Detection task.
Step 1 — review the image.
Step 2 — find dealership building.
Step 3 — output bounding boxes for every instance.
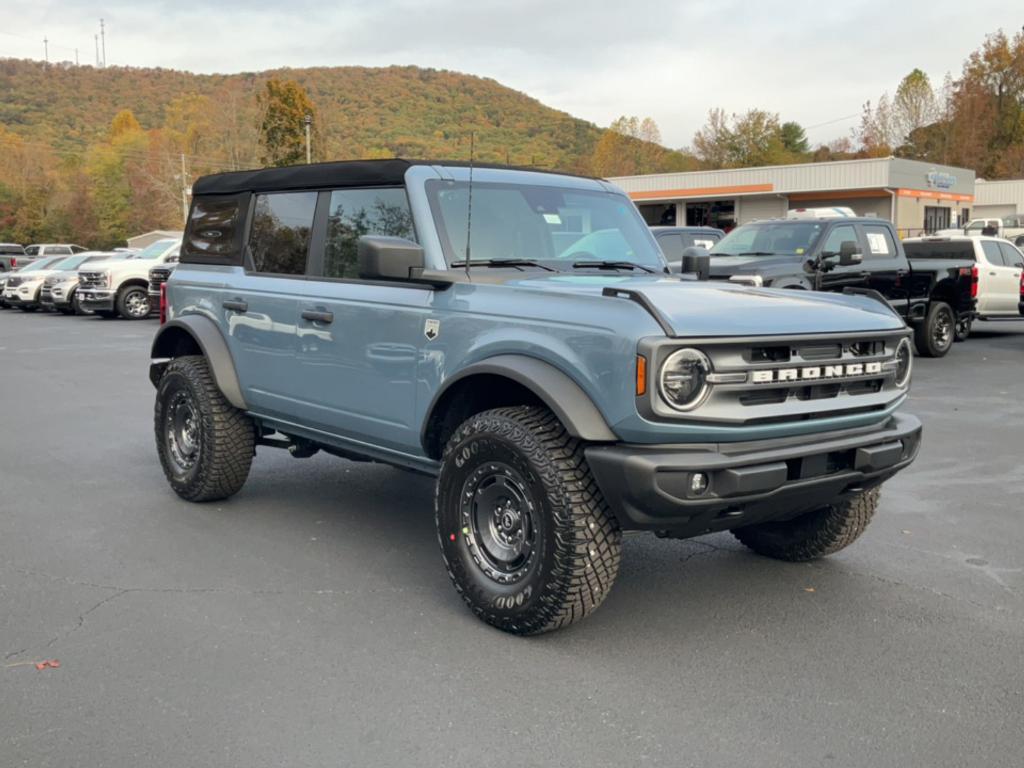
[974,178,1024,220]
[610,157,980,237]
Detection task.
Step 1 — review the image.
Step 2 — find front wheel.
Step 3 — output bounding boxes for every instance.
[116,285,151,319]
[154,355,255,502]
[954,312,972,342]
[914,300,954,358]
[732,488,880,561]
[436,406,621,635]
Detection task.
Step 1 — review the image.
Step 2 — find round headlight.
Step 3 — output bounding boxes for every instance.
[894,337,912,388]
[659,348,711,411]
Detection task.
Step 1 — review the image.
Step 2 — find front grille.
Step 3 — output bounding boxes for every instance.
[79,271,107,289]
[40,286,52,301]
[43,275,61,288]
[647,330,907,426]
[148,267,172,293]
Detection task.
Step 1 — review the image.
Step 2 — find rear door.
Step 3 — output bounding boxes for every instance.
[998,242,1024,313]
[291,186,430,454]
[860,223,909,315]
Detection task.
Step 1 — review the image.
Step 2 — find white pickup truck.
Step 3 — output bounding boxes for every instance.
[965,216,1024,246]
[78,238,181,319]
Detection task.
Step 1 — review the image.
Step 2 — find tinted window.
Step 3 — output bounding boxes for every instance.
[863,225,897,259]
[0,245,24,255]
[656,233,684,261]
[48,246,72,255]
[981,240,1004,266]
[903,241,975,261]
[821,225,859,256]
[322,188,415,279]
[249,192,317,275]
[185,194,246,263]
[712,222,823,256]
[24,246,39,256]
[998,242,1024,268]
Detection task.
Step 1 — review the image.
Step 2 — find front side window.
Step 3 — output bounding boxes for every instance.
[656,233,684,261]
[426,181,663,268]
[821,225,859,257]
[998,242,1024,268]
[711,222,824,257]
[249,192,317,275]
[323,188,415,279]
[25,246,39,256]
[863,225,897,259]
[980,240,1004,266]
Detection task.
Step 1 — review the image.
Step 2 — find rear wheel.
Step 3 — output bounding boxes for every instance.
[116,285,151,319]
[436,405,621,635]
[154,355,255,502]
[732,488,880,561]
[954,312,972,342]
[914,301,954,357]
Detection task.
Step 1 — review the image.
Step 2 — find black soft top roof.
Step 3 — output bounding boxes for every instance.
[192,158,591,196]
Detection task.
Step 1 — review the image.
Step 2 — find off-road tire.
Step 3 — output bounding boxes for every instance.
[154,355,254,502]
[436,405,621,635]
[732,487,880,561]
[914,300,954,358]
[116,284,151,320]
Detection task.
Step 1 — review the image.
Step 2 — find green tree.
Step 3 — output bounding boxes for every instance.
[892,69,939,145]
[693,109,801,168]
[779,121,809,154]
[257,79,317,167]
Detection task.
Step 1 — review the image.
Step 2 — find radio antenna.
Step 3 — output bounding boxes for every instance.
[464,130,475,282]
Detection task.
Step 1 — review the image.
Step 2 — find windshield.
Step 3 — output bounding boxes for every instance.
[20,256,65,272]
[711,221,824,257]
[135,239,178,260]
[426,181,665,269]
[48,254,95,271]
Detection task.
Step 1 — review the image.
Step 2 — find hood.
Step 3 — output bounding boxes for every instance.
[504,274,902,337]
[709,254,808,277]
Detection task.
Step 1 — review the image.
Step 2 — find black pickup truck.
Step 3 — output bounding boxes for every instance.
[707,216,975,358]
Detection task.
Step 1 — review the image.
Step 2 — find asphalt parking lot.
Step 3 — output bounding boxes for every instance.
[2,309,1022,768]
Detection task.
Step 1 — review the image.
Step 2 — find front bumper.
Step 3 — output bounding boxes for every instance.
[585,413,922,535]
[4,286,41,308]
[78,289,115,312]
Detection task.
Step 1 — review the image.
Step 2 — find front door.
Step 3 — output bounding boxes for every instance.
[978,240,1015,314]
[291,187,428,454]
[996,242,1024,314]
[818,223,870,293]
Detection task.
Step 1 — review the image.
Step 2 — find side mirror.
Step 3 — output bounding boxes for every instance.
[838,240,862,266]
[679,246,710,281]
[358,236,426,282]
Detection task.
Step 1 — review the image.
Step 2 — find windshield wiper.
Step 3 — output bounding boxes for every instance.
[571,260,657,274]
[450,258,557,272]
[738,251,778,256]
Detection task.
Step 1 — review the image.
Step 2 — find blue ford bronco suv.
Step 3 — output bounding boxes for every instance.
[150,159,921,634]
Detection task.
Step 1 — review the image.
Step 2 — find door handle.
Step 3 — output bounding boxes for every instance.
[989,271,997,276]
[301,309,334,324]
[222,299,248,312]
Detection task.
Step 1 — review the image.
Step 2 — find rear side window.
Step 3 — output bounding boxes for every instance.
[322,187,415,279]
[980,240,1004,266]
[998,242,1024,268]
[249,192,317,276]
[863,225,897,258]
[656,233,684,261]
[903,241,976,261]
[183,193,248,265]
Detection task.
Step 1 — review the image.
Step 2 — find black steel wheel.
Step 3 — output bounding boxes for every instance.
[436,405,621,635]
[154,355,254,501]
[954,313,972,342]
[914,301,954,358]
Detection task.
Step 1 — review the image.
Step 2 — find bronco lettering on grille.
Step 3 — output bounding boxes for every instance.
[751,361,883,384]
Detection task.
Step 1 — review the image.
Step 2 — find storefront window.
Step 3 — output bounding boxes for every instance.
[637,203,676,226]
[686,201,736,231]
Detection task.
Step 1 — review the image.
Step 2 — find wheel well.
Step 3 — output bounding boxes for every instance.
[118,279,149,293]
[423,374,544,460]
[152,326,203,359]
[929,280,960,312]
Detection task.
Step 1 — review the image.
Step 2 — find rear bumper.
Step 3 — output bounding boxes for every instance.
[78,289,115,312]
[585,413,922,536]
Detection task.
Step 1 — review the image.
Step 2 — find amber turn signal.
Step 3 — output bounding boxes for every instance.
[636,355,647,396]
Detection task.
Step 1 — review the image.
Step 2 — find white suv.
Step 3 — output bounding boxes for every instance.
[78,238,181,319]
[904,236,1024,330]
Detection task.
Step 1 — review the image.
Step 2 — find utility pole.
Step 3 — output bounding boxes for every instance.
[94,34,100,66]
[100,18,106,66]
[304,114,312,164]
[43,37,48,64]
[75,48,79,66]
[180,153,191,224]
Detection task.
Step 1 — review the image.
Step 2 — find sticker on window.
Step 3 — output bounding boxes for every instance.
[693,239,715,249]
[866,232,891,255]
[543,213,562,225]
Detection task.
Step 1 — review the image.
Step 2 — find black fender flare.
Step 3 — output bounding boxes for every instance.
[150,316,247,410]
[422,355,618,449]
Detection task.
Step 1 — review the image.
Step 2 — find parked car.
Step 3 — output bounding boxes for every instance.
[149,159,921,635]
[147,262,176,309]
[1,256,72,310]
[650,226,725,268]
[903,236,1024,336]
[0,243,27,272]
[78,238,180,319]
[707,215,975,357]
[39,251,133,315]
[965,216,1024,246]
[25,243,88,259]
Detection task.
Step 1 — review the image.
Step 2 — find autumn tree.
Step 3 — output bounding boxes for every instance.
[692,109,808,168]
[258,79,318,167]
[589,116,696,176]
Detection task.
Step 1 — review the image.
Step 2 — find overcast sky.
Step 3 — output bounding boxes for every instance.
[1,0,1020,148]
